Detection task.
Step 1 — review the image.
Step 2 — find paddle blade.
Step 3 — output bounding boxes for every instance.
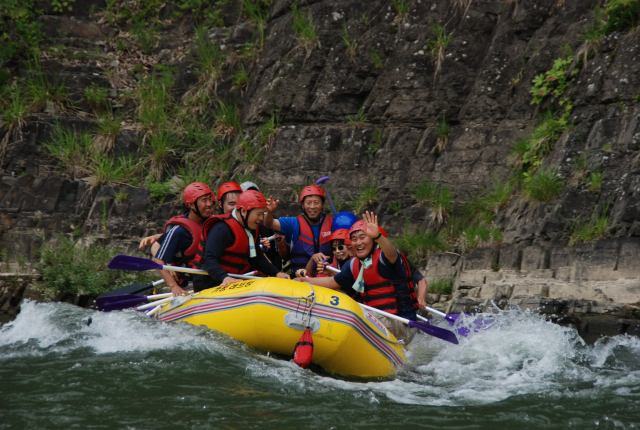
[108,255,162,272]
[409,320,459,345]
[97,282,154,298]
[96,295,148,312]
[293,328,314,369]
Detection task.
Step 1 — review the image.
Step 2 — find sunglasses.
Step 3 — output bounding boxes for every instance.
[275,237,283,242]
[332,245,347,251]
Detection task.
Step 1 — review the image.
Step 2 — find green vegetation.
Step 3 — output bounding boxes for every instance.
[523,167,564,202]
[44,124,93,179]
[521,103,572,176]
[393,224,448,265]
[347,105,368,128]
[366,130,382,155]
[570,152,589,185]
[138,70,174,134]
[232,66,250,92]
[213,100,242,136]
[350,181,382,215]
[114,189,129,203]
[84,85,110,111]
[193,25,225,95]
[392,0,412,25]
[132,21,159,55]
[462,178,513,223]
[603,0,640,33]
[431,116,450,155]
[0,83,29,156]
[38,236,153,299]
[577,16,606,68]
[0,0,43,67]
[291,4,320,60]
[93,112,121,152]
[530,56,577,105]
[369,47,383,68]
[412,180,453,228]
[242,0,273,48]
[24,58,69,112]
[570,203,611,244]
[588,168,604,193]
[428,277,454,294]
[256,109,280,148]
[340,21,358,59]
[426,23,452,80]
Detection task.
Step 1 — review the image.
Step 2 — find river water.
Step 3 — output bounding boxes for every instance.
[1,300,639,429]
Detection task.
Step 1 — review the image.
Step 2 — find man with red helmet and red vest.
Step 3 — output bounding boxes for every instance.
[216,182,243,214]
[264,185,333,275]
[152,182,214,296]
[192,190,290,291]
[140,182,243,249]
[294,211,419,344]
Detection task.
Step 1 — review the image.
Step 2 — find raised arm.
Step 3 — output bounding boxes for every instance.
[264,195,281,231]
[362,211,398,264]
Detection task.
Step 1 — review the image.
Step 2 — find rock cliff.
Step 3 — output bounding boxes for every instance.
[1,0,640,339]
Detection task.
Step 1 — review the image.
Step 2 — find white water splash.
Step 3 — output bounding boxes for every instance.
[3,300,640,408]
[0,300,242,360]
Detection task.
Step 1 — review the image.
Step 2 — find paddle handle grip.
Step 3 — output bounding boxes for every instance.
[161,264,207,275]
[359,303,411,325]
[324,265,340,274]
[416,314,430,324]
[137,297,172,311]
[424,305,447,318]
[151,279,166,287]
[229,273,260,280]
[147,292,172,300]
[146,305,162,316]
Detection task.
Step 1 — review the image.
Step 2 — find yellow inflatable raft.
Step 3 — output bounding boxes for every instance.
[156,277,405,378]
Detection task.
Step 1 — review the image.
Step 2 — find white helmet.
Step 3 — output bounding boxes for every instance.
[240,181,260,192]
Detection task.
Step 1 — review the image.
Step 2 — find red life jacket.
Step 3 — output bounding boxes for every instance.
[191,213,255,274]
[290,215,333,271]
[350,248,419,315]
[162,215,202,258]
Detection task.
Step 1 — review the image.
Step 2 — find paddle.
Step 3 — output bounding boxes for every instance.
[97,279,166,298]
[315,176,337,216]
[359,303,459,345]
[96,292,173,312]
[108,255,259,280]
[416,313,470,337]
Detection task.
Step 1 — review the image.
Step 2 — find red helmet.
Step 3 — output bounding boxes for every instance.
[217,182,242,202]
[349,221,385,238]
[236,190,267,211]
[329,229,350,242]
[183,182,213,205]
[299,185,325,204]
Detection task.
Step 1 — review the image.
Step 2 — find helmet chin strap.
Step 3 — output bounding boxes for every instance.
[301,205,322,223]
[191,201,205,220]
[240,208,251,229]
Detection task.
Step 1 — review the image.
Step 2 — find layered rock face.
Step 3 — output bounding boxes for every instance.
[1,0,640,338]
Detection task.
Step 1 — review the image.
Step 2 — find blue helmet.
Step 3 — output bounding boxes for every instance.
[332,211,358,232]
